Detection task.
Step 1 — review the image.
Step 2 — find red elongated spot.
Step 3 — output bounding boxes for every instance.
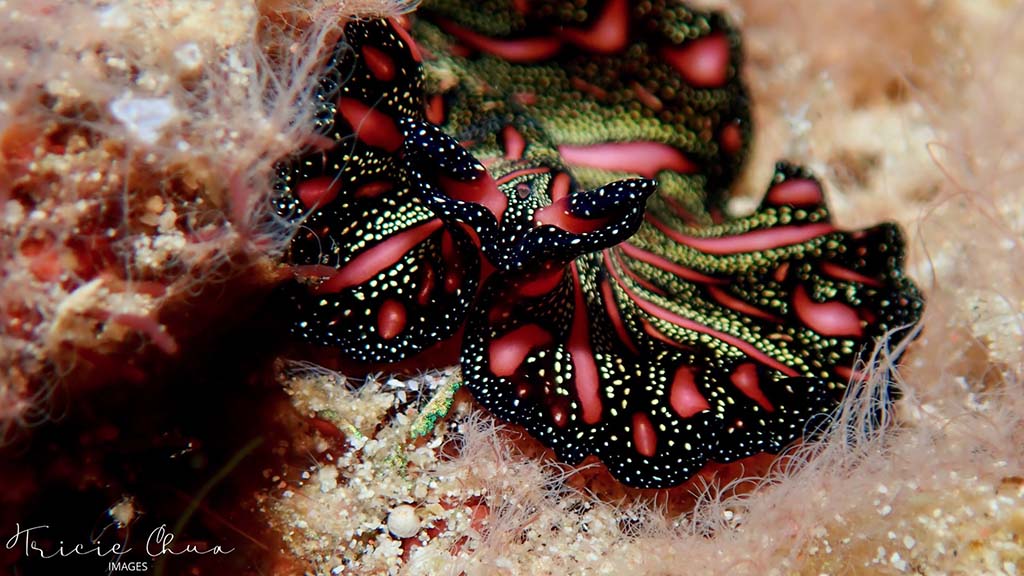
[361,45,395,81]
[488,300,514,324]
[859,306,877,325]
[632,412,658,457]
[388,17,422,61]
[425,94,445,124]
[730,363,775,412]
[489,324,553,377]
[599,276,640,355]
[720,121,743,155]
[835,365,868,382]
[765,178,824,207]
[606,262,799,376]
[793,285,864,337]
[439,173,508,222]
[561,0,629,54]
[378,300,407,340]
[534,198,611,234]
[496,166,550,185]
[642,318,691,349]
[296,176,341,209]
[440,230,464,293]
[570,76,609,100]
[315,219,442,293]
[338,98,403,152]
[632,82,663,111]
[706,286,782,322]
[301,132,336,152]
[437,18,561,62]
[512,0,530,14]
[660,195,700,224]
[619,243,722,284]
[551,401,570,429]
[354,180,393,200]
[610,248,667,296]
[569,264,603,425]
[501,125,526,160]
[820,262,883,287]
[670,366,709,418]
[417,265,435,306]
[773,262,790,283]
[512,92,538,105]
[549,172,571,202]
[661,33,731,88]
[647,215,836,255]
[517,268,564,297]
[559,142,698,179]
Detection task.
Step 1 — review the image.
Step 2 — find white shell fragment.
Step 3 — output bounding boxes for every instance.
[387,504,420,539]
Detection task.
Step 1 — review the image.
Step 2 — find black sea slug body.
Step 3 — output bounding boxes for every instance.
[273,1,924,488]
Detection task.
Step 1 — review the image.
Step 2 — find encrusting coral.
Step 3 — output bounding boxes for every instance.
[2,0,1023,575]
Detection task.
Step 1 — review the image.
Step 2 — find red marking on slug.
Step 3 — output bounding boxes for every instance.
[570,77,609,100]
[559,142,698,179]
[835,365,868,382]
[659,195,700,225]
[730,363,774,412]
[378,300,407,340]
[297,176,341,209]
[495,166,551,185]
[632,412,658,457]
[425,94,446,124]
[642,318,688,349]
[315,219,443,293]
[820,262,883,287]
[417,265,435,306]
[489,324,553,377]
[440,230,464,293]
[647,215,836,255]
[706,286,782,322]
[670,366,710,418]
[610,249,667,296]
[501,125,526,160]
[661,33,731,88]
[561,0,629,54]
[437,18,560,62]
[720,121,743,155]
[512,0,530,14]
[549,172,571,202]
[388,17,422,61]
[793,285,864,337]
[632,82,664,111]
[354,180,393,200]
[599,277,640,355]
[773,262,790,283]
[765,179,824,207]
[512,92,538,105]
[551,401,570,428]
[534,198,611,234]
[607,261,798,376]
[361,45,395,81]
[439,172,508,222]
[619,243,722,284]
[338,98,403,152]
[569,264,603,424]
[517,268,564,297]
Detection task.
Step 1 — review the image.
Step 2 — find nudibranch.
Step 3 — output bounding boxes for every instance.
[273,1,923,489]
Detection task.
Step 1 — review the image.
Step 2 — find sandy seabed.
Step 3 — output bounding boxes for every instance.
[1,1,1022,574]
